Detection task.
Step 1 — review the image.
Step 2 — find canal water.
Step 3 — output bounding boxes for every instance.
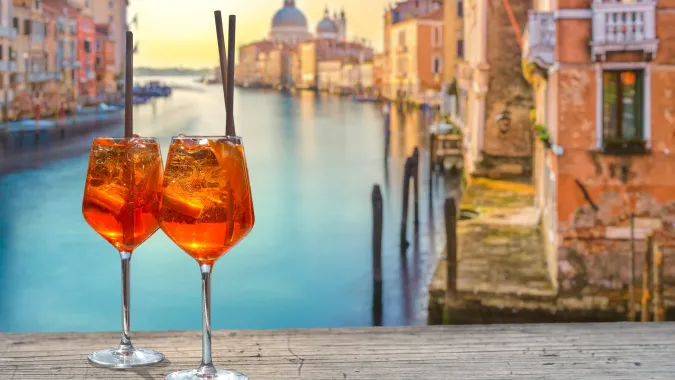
[0,76,446,333]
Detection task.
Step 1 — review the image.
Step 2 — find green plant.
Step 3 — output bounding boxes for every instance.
[446,80,458,96]
[532,123,551,147]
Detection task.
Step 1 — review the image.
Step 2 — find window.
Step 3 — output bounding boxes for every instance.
[109,15,113,23]
[35,0,41,9]
[432,55,442,74]
[85,0,90,7]
[108,0,114,8]
[457,0,463,18]
[84,40,91,53]
[96,56,101,66]
[432,26,442,47]
[9,47,15,61]
[0,46,4,61]
[23,19,31,35]
[13,17,19,32]
[602,70,645,149]
[457,39,464,58]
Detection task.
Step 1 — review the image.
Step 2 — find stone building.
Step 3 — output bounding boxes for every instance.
[382,0,441,99]
[457,0,533,177]
[442,0,464,85]
[525,0,675,301]
[389,8,444,103]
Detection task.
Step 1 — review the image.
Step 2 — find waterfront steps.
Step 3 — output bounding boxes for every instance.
[1,323,674,379]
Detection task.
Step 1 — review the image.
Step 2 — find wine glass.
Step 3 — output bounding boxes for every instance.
[82,136,165,368]
[160,135,255,380]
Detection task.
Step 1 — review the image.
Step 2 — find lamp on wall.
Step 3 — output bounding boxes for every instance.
[496,109,511,134]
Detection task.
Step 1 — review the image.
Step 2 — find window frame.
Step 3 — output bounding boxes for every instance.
[431,54,443,75]
[432,25,442,48]
[595,62,651,153]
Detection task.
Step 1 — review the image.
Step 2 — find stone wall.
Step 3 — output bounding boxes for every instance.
[480,0,533,173]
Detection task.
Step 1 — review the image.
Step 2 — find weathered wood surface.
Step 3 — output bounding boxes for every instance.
[2,323,675,379]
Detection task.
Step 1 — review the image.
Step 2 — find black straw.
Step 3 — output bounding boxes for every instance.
[214,11,228,121]
[124,31,133,138]
[226,15,236,137]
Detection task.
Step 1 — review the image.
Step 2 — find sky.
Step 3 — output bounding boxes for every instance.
[128,0,392,68]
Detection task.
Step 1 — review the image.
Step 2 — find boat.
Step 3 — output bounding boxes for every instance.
[353,94,379,103]
[133,81,172,98]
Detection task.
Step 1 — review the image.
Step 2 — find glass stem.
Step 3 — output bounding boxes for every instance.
[197,264,217,376]
[119,251,134,352]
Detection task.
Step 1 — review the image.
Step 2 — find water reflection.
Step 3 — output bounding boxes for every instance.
[0,79,446,331]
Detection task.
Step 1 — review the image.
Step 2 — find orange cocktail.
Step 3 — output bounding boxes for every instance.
[83,137,163,252]
[82,136,165,369]
[160,136,254,265]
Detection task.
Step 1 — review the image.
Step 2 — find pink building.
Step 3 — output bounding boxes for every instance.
[77,13,96,102]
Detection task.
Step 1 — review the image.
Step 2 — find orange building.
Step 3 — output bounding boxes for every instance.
[95,23,115,97]
[525,0,675,298]
[382,0,441,100]
[43,0,80,113]
[388,8,444,103]
[76,7,96,103]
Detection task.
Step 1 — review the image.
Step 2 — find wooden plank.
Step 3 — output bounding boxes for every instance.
[2,324,675,379]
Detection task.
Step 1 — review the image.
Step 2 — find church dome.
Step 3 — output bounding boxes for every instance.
[317,17,338,35]
[271,2,308,29]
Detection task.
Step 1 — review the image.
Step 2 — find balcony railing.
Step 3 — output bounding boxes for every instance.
[591,0,658,61]
[522,11,555,68]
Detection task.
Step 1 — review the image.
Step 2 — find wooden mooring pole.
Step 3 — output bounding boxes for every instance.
[400,156,413,251]
[371,184,383,326]
[429,134,435,206]
[641,235,653,322]
[653,243,664,322]
[628,214,636,321]
[412,147,419,229]
[444,197,457,323]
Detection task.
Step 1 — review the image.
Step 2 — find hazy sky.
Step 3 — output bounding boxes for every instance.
[128,0,392,68]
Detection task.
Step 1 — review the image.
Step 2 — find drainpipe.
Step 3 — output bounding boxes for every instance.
[503,0,523,51]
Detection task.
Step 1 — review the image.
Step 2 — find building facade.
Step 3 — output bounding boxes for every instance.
[76,9,96,102]
[382,0,441,100]
[457,0,533,177]
[388,8,444,103]
[92,0,126,75]
[442,0,464,85]
[525,0,675,299]
[0,0,18,119]
[95,23,115,95]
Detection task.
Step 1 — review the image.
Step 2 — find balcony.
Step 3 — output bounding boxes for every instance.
[0,26,17,39]
[591,0,658,61]
[522,11,555,68]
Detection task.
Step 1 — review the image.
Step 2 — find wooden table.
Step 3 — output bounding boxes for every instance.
[1,323,674,379]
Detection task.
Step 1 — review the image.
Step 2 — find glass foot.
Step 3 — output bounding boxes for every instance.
[88,347,165,369]
[166,369,248,380]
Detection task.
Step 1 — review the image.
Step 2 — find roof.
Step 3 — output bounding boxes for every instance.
[418,8,443,21]
[42,0,79,17]
[271,3,308,30]
[316,17,339,35]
